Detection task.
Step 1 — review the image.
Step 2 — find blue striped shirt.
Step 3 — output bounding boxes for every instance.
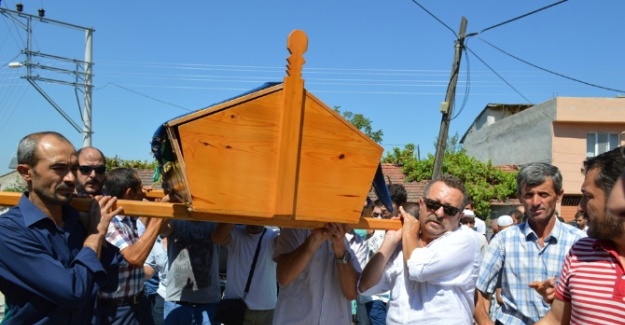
[476,220,585,325]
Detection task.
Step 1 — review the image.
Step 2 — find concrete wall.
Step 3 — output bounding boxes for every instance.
[463,99,556,166]
[552,122,625,195]
[0,170,25,192]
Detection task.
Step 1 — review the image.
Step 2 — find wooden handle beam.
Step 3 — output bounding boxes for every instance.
[0,191,400,230]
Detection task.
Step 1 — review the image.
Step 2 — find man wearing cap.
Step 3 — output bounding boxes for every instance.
[460,209,487,257]
[474,163,585,325]
[496,215,514,231]
[359,175,482,324]
[537,146,625,324]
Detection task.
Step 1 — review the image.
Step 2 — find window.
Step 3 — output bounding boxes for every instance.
[586,132,620,157]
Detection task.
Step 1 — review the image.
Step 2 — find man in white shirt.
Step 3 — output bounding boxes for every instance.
[212,224,280,325]
[359,175,482,324]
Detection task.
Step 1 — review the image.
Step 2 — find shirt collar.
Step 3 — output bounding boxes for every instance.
[521,218,565,243]
[19,192,80,231]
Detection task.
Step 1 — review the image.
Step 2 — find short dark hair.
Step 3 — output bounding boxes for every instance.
[403,203,419,218]
[517,163,563,197]
[103,168,141,199]
[423,175,467,208]
[582,146,625,199]
[509,209,525,223]
[388,184,408,207]
[17,131,71,167]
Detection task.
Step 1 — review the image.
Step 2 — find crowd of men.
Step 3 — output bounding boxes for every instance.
[1,130,625,324]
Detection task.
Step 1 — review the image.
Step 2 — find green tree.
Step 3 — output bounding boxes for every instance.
[334,106,383,143]
[105,156,157,170]
[383,144,517,218]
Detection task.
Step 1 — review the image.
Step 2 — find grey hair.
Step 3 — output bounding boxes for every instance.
[516,162,562,197]
[17,131,69,167]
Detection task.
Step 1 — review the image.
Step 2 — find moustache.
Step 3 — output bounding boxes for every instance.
[57,183,75,192]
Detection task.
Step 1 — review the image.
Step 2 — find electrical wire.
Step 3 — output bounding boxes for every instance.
[408,0,457,38]
[100,82,193,112]
[473,0,569,36]
[478,37,625,94]
[464,44,532,104]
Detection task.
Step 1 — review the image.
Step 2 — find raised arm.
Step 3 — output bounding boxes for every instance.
[275,228,325,286]
[211,223,236,245]
[359,225,402,293]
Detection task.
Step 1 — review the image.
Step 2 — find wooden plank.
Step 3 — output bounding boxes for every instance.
[0,191,400,230]
[273,30,308,218]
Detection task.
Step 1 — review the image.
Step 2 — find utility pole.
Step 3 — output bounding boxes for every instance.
[1,6,95,147]
[432,17,467,180]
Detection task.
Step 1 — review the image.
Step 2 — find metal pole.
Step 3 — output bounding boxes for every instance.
[432,17,467,180]
[83,29,93,147]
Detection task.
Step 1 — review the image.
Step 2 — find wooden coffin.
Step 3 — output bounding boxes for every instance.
[151,30,384,227]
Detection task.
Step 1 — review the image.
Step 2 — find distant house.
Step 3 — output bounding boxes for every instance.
[461,97,625,222]
[0,170,25,192]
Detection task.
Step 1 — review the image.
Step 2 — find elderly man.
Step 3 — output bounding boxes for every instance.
[359,175,482,324]
[475,163,585,325]
[76,146,107,197]
[0,131,121,324]
[537,146,625,324]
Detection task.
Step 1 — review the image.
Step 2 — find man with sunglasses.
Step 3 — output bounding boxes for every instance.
[359,175,482,324]
[474,163,585,325]
[536,146,625,324]
[76,147,107,197]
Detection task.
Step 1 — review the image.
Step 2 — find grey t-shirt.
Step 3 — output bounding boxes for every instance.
[166,220,221,304]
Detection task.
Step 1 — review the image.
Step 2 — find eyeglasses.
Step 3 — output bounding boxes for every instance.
[78,165,106,175]
[423,198,461,216]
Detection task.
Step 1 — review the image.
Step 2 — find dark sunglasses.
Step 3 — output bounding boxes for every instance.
[423,198,461,216]
[78,165,106,175]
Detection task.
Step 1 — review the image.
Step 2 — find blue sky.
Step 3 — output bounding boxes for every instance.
[1,0,623,177]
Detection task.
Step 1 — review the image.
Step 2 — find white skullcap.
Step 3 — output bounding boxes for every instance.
[462,209,475,218]
[497,215,514,227]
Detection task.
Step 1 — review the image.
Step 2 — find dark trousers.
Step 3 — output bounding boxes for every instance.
[146,293,164,325]
[98,294,155,325]
[365,300,387,325]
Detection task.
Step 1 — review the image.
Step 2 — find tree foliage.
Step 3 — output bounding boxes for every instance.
[334,106,383,143]
[384,133,518,218]
[105,156,157,170]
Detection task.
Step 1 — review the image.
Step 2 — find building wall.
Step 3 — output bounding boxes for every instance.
[463,99,555,166]
[0,171,25,192]
[552,122,625,196]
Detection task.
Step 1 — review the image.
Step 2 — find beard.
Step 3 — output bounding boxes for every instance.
[587,211,624,240]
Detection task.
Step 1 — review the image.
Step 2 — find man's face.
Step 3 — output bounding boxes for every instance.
[125,177,145,201]
[24,136,78,207]
[380,205,391,219]
[77,148,106,196]
[575,216,587,230]
[608,173,625,218]
[578,168,625,239]
[418,181,464,240]
[371,206,383,219]
[519,178,562,225]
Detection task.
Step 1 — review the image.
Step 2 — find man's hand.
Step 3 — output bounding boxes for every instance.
[400,206,420,237]
[529,276,557,304]
[90,196,123,235]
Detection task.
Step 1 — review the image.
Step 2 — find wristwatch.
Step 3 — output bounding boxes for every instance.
[335,251,353,264]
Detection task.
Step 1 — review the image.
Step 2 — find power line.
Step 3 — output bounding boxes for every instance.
[472,0,569,36]
[479,37,625,94]
[408,0,457,37]
[99,82,193,112]
[464,44,532,104]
